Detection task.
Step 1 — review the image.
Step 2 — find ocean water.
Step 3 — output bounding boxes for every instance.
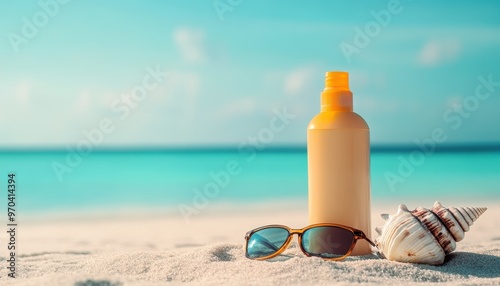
[0,149,499,215]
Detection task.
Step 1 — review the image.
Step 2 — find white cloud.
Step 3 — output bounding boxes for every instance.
[283,65,318,95]
[106,76,205,146]
[153,71,201,113]
[418,39,461,66]
[73,91,91,113]
[14,81,32,105]
[356,96,400,113]
[172,72,201,120]
[99,92,120,109]
[215,97,258,122]
[173,27,206,64]
[385,26,500,44]
[445,95,464,111]
[348,71,387,90]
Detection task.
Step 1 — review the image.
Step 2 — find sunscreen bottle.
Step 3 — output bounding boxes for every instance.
[307,71,371,255]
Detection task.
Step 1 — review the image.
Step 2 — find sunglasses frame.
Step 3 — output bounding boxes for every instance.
[244,223,376,261]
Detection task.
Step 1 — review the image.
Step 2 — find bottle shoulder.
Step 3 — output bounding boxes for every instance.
[307,111,369,130]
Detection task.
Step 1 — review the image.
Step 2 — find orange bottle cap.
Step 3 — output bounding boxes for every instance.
[321,71,353,111]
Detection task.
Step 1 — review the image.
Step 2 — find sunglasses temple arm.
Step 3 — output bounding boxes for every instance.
[359,234,386,259]
[361,235,375,248]
[252,233,280,252]
[357,232,377,248]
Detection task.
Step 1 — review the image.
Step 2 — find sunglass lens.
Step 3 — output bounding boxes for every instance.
[302,226,355,258]
[246,227,289,259]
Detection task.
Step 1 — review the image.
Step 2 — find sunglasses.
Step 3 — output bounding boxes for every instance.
[244,223,376,260]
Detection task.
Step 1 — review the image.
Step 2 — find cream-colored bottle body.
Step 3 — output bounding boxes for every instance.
[307,112,371,255]
[307,72,371,256]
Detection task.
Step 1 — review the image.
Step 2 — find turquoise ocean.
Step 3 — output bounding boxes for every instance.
[1,148,499,216]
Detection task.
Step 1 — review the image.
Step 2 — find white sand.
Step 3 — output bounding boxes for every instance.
[0,200,498,285]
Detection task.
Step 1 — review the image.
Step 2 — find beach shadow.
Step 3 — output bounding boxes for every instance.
[434,252,500,278]
[264,245,382,262]
[74,280,122,286]
[175,243,205,248]
[267,253,382,262]
[209,244,236,262]
[19,251,91,258]
[266,254,298,262]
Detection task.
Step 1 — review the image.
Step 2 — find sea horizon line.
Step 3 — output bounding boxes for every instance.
[0,143,499,154]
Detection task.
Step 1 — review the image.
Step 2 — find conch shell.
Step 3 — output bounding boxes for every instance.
[375,201,487,265]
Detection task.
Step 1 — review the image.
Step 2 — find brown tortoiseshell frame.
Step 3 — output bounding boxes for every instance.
[244,223,376,260]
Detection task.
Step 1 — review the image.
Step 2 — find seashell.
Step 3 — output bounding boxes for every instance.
[374,201,487,265]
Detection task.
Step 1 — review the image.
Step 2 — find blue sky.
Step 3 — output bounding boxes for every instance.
[1,0,500,148]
